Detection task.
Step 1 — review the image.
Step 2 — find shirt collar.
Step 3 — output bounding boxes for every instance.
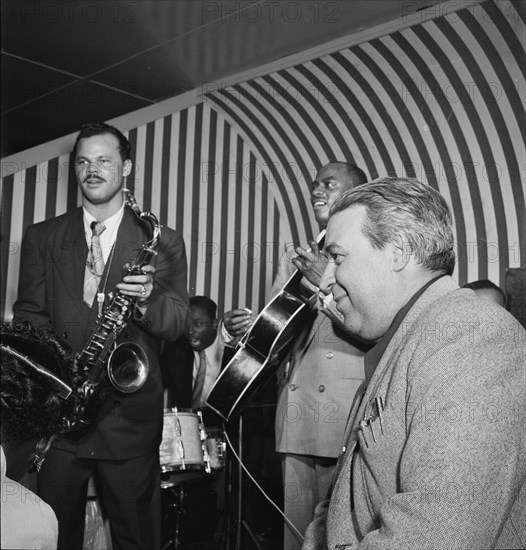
[364,274,446,385]
[83,202,125,243]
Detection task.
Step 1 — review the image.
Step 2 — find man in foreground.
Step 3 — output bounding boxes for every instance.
[303,177,526,549]
[1,322,83,549]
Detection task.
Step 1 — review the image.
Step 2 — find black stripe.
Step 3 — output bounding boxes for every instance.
[460,8,525,264]
[259,173,269,311]
[328,53,397,176]
[143,121,155,213]
[207,93,301,246]
[0,174,14,318]
[296,63,376,175]
[232,82,312,233]
[189,103,204,295]
[502,0,526,74]
[349,45,417,179]
[231,135,244,309]
[272,202,280,285]
[393,29,484,284]
[277,70,334,165]
[160,115,172,226]
[176,110,187,238]
[127,128,138,194]
[434,16,509,282]
[67,152,78,211]
[252,77,318,182]
[22,166,36,235]
[369,35,468,283]
[46,157,59,220]
[203,107,217,299]
[245,153,256,308]
[217,120,231,315]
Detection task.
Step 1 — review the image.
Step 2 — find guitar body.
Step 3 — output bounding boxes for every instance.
[206,267,319,420]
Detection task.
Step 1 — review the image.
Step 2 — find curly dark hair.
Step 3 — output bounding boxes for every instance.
[1,322,85,443]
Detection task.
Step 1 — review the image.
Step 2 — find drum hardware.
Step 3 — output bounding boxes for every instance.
[223,413,263,550]
[159,408,228,548]
[161,485,185,550]
[205,428,227,472]
[160,408,209,485]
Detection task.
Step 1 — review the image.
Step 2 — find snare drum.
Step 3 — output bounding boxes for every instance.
[159,410,206,473]
[205,429,226,472]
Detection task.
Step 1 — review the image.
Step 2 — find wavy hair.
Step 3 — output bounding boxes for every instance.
[331,177,455,275]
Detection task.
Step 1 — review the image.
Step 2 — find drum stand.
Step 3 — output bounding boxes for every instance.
[223,414,263,550]
[162,485,185,550]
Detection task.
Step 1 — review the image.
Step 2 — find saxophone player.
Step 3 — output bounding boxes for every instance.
[13,122,190,550]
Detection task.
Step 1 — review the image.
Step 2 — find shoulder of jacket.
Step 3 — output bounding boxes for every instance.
[26,208,80,233]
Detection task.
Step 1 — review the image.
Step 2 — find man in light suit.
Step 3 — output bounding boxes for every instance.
[303,177,526,549]
[225,162,370,549]
[13,122,190,550]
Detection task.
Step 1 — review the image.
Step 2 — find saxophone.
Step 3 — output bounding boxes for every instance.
[76,189,161,424]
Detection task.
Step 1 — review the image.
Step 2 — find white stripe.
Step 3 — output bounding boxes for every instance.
[167,113,180,230]
[150,118,164,217]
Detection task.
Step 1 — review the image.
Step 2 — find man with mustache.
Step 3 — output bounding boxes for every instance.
[303,177,526,549]
[13,122,190,550]
[224,162,369,549]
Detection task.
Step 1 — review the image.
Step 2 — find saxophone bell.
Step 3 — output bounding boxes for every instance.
[107,342,149,394]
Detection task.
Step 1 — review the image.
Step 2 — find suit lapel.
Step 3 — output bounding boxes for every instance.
[55,209,89,319]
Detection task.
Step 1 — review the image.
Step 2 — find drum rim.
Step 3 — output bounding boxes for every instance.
[161,462,206,473]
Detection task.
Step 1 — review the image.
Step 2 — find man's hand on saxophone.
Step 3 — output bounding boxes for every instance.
[117,263,156,307]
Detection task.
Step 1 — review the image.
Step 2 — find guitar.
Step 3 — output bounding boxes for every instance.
[206,233,325,420]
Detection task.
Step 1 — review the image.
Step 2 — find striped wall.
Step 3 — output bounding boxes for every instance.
[1,0,525,321]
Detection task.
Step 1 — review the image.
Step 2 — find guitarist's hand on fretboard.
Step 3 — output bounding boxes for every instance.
[291,239,329,288]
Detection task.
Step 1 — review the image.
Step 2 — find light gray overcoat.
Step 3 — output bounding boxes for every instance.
[303,276,526,550]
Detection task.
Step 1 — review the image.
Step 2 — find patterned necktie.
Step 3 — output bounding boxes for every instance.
[191,350,208,409]
[83,221,106,307]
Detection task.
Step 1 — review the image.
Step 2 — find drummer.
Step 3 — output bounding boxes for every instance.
[161,295,226,420]
[160,296,228,544]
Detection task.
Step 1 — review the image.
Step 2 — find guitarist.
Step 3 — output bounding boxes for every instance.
[224,162,370,549]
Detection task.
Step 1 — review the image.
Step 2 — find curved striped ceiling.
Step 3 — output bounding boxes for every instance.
[1,0,524,321]
[206,0,525,287]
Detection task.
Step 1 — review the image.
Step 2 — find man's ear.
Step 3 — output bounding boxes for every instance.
[123,159,132,178]
[212,318,219,330]
[391,235,412,273]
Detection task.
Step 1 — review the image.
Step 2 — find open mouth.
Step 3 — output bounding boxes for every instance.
[312,199,327,208]
[85,178,104,184]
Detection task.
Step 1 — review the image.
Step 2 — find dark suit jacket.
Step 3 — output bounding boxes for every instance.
[161,335,235,413]
[13,205,190,460]
[161,337,194,409]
